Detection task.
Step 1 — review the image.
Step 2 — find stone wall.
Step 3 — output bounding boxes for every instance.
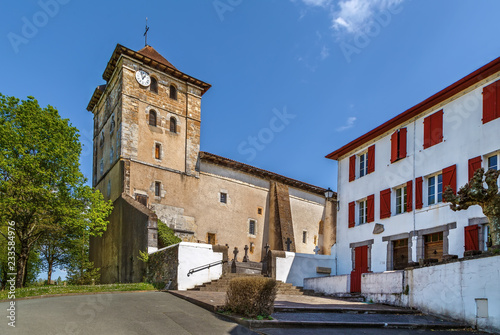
[146,242,225,290]
[146,244,179,289]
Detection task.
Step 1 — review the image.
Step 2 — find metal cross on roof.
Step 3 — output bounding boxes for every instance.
[144,17,150,46]
[284,237,293,252]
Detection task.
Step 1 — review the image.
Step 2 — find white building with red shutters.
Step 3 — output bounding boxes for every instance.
[326,57,500,292]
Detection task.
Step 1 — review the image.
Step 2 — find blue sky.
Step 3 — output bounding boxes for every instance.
[2,0,500,277]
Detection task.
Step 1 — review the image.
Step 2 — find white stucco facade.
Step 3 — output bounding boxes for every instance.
[177,242,223,290]
[275,252,336,287]
[330,62,500,276]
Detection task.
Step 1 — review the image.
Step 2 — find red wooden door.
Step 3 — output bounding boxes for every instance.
[465,225,479,251]
[350,245,369,293]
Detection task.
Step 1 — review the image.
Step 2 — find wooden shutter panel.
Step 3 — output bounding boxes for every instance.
[483,81,497,124]
[423,116,431,149]
[464,225,479,251]
[349,155,356,182]
[415,177,423,209]
[348,201,356,228]
[432,110,444,145]
[442,164,457,195]
[367,145,375,174]
[390,131,398,163]
[367,194,375,223]
[380,189,391,219]
[399,128,407,159]
[468,156,482,181]
[406,180,413,212]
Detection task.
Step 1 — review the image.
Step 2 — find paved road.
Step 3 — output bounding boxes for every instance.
[0,291,257,335]
[259,328,490,335]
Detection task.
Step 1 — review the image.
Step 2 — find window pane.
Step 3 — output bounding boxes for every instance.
[396,188,402,214]
[428,176,435,205]
[359,154,365,177]
[437,174,443,203]
[403,186,407,210]
[488,155,498,171]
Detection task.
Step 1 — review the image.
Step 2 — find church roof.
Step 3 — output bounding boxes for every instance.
[200,151,333,197]
[137,45,177,70]
[87,44,211,112]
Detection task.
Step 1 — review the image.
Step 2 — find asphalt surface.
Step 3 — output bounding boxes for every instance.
[0,291,258,335]
[259,328,490,335]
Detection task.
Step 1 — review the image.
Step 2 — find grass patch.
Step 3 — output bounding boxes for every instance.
[0,283,156,300]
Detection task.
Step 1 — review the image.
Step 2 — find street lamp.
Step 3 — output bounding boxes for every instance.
[324,187,334,199]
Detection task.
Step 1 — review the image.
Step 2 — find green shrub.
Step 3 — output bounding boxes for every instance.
[157,220,181,248]
[225,277,277,318]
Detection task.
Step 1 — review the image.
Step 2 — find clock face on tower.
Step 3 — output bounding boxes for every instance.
[135,70,151,86]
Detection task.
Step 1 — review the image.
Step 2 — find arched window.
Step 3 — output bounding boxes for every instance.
[169,85,177,100]
[150,77,158,94]
[149,110,157,126]
[170,117,177,133]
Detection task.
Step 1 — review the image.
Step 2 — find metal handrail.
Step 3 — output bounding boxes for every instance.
[187,260,227,277]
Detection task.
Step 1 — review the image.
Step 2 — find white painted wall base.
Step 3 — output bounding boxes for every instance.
[305,255,500,333]
[177,242,224,290]
[304,275,350,295]
[276,252,336,287]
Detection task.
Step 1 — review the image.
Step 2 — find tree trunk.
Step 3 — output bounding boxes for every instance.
[489,216,500,248]
[47,260,53,285]
[16,245,29,288]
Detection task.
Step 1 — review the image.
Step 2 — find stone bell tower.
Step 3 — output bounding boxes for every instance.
[87,44,211,283]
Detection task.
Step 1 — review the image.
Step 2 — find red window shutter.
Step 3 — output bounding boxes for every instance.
[399,128,407,159]
[432,110,443,145]
[424,111,443,148]
[406,180,413,212]
[483,81,497,124]
[423,116,431,149]
[348,201,356,228]
[390,131,398,163]
[380,189,391,219]
[349,155,356,182]
[367,145,375,174]
[442,164,457,195]
[468,156,482,181]
[367,194,375,223]
[464,225,479,251]
[415,177,423,209]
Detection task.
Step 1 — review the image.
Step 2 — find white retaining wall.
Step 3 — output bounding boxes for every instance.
[275,252,336,287]
[306,255,500,333]
[177,242,224,290]
[304,274,350,295]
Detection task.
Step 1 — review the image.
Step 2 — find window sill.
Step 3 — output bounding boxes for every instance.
[416,202,449,213]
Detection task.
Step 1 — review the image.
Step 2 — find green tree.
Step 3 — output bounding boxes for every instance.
[0,94,112,287]
[444,168,500,247]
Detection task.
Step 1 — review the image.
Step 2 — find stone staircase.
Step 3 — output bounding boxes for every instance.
[189,273,314,295]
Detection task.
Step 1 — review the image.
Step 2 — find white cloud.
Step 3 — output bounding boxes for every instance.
[297,0,404,35]
[300,0,332,7]
[336,116,356,131]
[333,0,404,33]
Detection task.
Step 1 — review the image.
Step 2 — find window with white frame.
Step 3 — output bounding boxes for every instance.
[427,173,443,205]
[487,154,498,171]
[359,152,368,177]
[395,185,407,215]
[358,199,367,225]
